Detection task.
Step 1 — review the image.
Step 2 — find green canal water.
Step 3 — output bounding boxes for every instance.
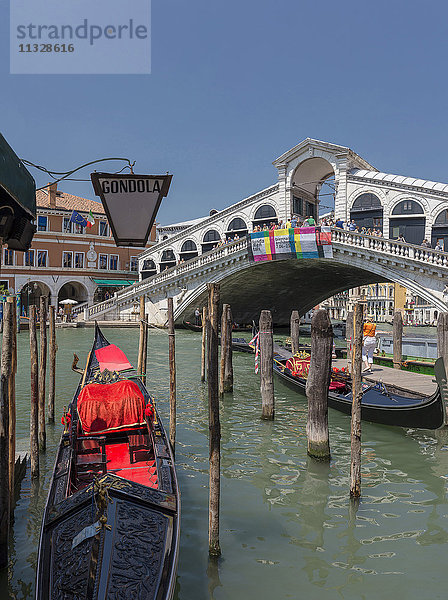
[2,327,448,599]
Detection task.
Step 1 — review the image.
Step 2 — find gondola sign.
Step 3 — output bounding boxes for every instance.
[91,172,172,247]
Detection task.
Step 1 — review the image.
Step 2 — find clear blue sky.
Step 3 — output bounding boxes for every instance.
[2,0,448,225]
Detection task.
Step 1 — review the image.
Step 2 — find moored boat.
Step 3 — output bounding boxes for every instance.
[273,348,447,430]
[35,324,179,600]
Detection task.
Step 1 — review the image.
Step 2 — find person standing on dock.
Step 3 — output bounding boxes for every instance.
[195,307,201,326]
[362,315,377,373]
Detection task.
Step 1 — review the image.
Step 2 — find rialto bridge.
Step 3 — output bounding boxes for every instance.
[84,138,448,325]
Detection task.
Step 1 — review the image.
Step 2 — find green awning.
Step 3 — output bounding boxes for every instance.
[92,279,135,287]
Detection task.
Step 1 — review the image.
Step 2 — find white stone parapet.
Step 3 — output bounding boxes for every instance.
[85,228,448,323]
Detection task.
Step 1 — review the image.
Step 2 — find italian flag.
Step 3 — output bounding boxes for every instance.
[86,210,95,228]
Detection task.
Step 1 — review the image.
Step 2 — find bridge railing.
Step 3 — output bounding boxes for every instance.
[85,228,448,320]
[85,236,249,320]
[331,228,448,267]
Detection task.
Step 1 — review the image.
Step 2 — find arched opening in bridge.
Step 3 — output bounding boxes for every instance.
[160,249,176,271]
[179,240,199,262]
[252,205,278,230]
[350,193,383,232]
[431,209,448,251]
[141,259,157,280]
[389,200,425,245]
[20,281,51,317]
[291,157,335,222]
[202,229,221,253]
[226,217,248,241]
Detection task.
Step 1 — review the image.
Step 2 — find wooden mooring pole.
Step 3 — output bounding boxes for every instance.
[0,299,13,568]
[201,306,207,382]
[137,296,145,379]
[346,310,354,374]
[290,310,300,355]
[306,309,332,460]
[7,297,17,517]
[393,311,403,369]
[259,310,274,420]
[48,305,56,423]
[30,305,39,479]
[207,283,221,557]
[38,296,47,451]
[219,304,233,396]
[350,303,364,498]
[167,297,176,455]
[437,312,448,369]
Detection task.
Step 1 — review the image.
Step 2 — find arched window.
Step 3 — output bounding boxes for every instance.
[159,249,176,271]
[390,200,425,245]
[180,240,197,253]
[432,209,448,250]
[226,217,248,240]
[161,249,175,261]
[141,259,157,280]
[202,229,221,253]
[179,240,198,262]
[350,193,383,231]
[434,209,448,225]
[392,200,424,215]
[252,205,278,229]
[142,259,156,270]
[351,193,382,211]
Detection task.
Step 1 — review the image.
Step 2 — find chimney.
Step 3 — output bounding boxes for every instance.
[48,182,57,208]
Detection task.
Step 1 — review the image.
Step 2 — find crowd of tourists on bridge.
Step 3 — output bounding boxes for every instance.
[172,213,446,264]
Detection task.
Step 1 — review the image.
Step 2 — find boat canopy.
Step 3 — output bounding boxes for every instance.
[94,344,133,372]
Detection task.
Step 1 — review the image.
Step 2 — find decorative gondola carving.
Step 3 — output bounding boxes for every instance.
[50,505,98,600]
[107,502,169,599]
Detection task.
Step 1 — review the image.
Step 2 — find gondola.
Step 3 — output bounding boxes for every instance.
[183,320,252,333]
[273,348,447,430]
[35,324,179,600]
[182,320,202,332]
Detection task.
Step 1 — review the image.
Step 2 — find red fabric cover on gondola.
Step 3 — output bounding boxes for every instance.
[94,344,133,372]
[78,380,145,433]
[329,381,346,391]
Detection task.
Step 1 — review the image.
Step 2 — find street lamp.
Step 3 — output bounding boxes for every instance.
[90,172,172,247]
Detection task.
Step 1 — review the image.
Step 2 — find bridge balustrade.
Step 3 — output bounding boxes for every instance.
[86,228,448,321]
[332,228,448,266]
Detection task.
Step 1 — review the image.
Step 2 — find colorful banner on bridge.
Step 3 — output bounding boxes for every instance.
[247,226,333,262]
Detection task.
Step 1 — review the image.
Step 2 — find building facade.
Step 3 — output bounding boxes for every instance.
[1,183,156,314]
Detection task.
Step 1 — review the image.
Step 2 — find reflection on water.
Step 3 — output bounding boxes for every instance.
[2,328,448,599]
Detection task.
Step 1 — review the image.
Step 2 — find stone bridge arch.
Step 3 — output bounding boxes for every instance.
[173,251,448,325]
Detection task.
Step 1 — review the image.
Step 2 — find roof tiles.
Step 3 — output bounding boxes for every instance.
[36,189,105,214]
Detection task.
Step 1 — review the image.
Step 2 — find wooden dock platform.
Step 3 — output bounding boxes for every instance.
[332,358,437,396]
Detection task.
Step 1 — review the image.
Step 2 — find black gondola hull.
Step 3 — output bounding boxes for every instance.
[35,325,180,600]
[273,362,445,430]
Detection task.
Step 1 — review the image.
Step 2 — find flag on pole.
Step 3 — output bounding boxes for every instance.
[69,210,88,227]
[86,210,95,228]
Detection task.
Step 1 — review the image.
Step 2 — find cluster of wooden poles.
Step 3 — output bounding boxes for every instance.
[195,288,376,558]
[0,297,57,569]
